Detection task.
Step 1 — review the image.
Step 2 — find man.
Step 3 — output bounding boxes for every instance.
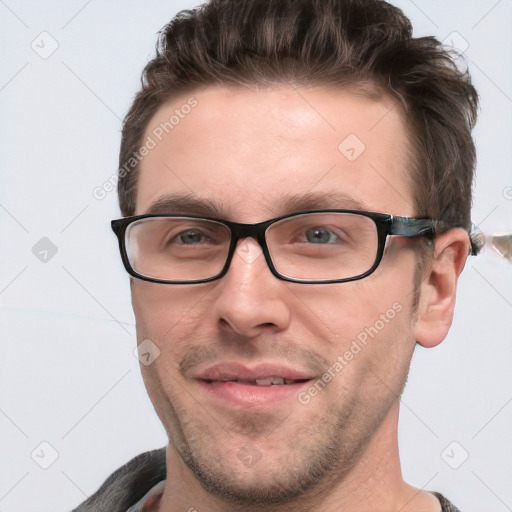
[74,0,480,510]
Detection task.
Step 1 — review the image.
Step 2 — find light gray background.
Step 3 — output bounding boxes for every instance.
[0,1,511,511]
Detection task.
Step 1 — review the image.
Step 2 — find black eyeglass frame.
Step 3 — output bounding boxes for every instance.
[111,210,435,285]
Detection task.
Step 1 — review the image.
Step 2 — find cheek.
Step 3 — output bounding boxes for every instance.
[289,276,414,343]
[132,281,211,337]
[131,280,225,393]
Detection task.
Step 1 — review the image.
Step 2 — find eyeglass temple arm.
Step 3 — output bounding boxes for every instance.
[388,216,435,237]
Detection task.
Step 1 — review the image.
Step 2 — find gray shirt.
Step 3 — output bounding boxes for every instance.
[72,448,461,512]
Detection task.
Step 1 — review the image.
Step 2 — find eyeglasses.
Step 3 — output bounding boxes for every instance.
[111,210,435,284]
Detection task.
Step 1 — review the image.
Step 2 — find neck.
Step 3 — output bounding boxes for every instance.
[158,402,440,512]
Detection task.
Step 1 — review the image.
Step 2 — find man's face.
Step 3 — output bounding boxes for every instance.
[132,85,420,502]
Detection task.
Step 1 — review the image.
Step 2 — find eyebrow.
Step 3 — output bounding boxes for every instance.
[280,191,370,214]
[144,191,371,218]
[145,194,224,217]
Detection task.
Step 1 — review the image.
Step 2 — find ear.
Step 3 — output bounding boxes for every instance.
[414,228,470,348]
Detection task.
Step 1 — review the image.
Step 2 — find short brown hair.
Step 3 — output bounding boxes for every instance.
[118,0,481,254]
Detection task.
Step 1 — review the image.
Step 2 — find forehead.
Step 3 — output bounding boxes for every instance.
[136,85,414,220]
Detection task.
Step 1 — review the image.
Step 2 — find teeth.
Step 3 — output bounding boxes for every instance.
[255,377,274,386]
[255,377,286,386]
[217,376,299,385]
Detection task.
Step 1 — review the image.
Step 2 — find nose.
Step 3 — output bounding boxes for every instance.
[212,237,292,337]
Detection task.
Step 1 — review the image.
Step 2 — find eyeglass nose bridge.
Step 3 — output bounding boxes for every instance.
[229,220,269,245]
[221,220,276,277]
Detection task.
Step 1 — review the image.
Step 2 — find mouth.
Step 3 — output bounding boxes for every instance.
[193,363,316,408]
[201,376,309,385]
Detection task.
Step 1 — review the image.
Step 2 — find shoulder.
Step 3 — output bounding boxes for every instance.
[432,492,462,512]
[71,447,167,512]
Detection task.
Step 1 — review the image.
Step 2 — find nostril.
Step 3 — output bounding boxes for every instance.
[219,318,230,328]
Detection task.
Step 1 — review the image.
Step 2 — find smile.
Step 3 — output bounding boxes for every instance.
[202,376,307,385]
[193,363,316,408]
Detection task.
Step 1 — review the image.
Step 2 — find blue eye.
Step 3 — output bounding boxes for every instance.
[304,228,339,244]
[178,230,207,244]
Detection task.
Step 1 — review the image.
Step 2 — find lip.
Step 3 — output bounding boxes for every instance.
[195,362,315,382]
[192,362,316,409]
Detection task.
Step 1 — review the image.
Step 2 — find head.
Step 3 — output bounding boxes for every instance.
[114,0,479,507]
[118,0,480,254]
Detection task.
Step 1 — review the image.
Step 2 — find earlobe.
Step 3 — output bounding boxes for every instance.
[414,228,470,348]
